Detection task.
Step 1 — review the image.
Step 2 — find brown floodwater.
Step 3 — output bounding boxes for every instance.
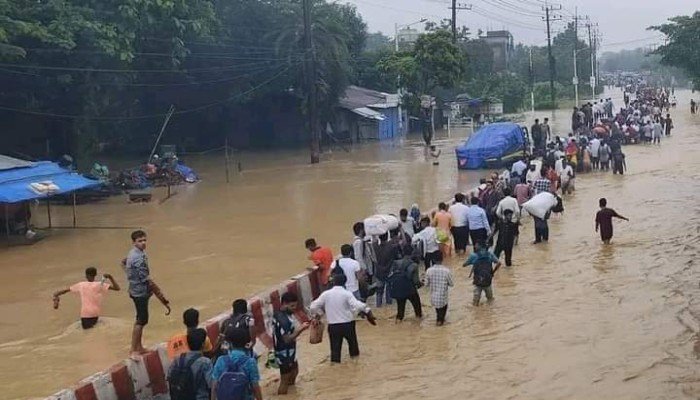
[1,89,699,399]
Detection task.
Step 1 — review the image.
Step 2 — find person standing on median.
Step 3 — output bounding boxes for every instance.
[123,230,170,358]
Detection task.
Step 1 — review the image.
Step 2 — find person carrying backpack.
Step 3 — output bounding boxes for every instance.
[492,210,518,267]
[211,328,262,400]
[330,245,364,299]
[463,241,502,306]
[389,246,423,322]
[168,328,212,400]
[216,299,256,359]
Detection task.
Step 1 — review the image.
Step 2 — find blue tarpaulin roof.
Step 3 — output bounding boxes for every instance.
[455,122,525,169]
[0,161,101,203]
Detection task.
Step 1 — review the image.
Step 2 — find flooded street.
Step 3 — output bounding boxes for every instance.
[2,89,699,399]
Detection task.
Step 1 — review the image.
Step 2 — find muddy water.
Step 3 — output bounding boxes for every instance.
[2,89,699,399]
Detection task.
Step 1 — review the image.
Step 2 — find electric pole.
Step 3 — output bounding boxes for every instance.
[303,0,319,164]
[587,20,597,101]
[449,2,472,43]
[572,8,581,106]
[542,2,561,109]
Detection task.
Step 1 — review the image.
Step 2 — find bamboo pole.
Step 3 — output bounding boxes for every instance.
[4,204,9,238]
[224,137,230,183]
[72,192,77,228]
[46,198,52,229]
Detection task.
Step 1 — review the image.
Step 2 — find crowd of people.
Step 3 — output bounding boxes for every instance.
[51,89,684,400]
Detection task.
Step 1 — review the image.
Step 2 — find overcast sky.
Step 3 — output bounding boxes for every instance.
[345,0,698,51]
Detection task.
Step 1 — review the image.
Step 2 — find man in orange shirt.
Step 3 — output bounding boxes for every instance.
[53,267,121,329]
[305,238,333,288]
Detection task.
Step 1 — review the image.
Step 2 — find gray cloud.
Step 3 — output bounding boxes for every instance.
[346,0,698,49]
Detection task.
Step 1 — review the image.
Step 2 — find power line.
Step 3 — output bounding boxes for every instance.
[471,6,542,30]
[1,62,288,87]
[481,0,542,17]
[0,64,296,120]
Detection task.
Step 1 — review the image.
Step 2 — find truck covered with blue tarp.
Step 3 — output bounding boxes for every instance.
[455,122,526,170]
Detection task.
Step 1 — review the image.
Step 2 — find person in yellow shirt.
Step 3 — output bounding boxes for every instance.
[167,308,214,359]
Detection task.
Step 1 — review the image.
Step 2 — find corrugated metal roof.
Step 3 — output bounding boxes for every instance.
[339,85,399,110]
[0,155,34,171]
[349,107,385,121]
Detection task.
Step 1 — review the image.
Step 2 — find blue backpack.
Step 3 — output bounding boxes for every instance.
[216,355,251,400]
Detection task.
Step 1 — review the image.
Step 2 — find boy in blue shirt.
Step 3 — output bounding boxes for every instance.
[211,328,262,400]
[463,241,502,306]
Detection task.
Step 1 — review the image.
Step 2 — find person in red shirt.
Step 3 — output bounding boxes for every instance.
[305,238,333,287]
[595,198,629,244]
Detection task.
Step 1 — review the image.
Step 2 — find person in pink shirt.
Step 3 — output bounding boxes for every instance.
[514,181,532,207]
[53,267,120,329]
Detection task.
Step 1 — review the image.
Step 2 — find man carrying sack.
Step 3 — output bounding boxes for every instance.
[309,274,376,364]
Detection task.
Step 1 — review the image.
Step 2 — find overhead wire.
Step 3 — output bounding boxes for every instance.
[0,63,298,120]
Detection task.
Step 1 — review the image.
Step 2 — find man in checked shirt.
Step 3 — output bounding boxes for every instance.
[532,167,552,196]
[423,252,453,326]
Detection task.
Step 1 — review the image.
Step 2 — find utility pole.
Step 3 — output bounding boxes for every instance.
[587,20,596,101]
[542,2,561,109]
[303,0,319,164]
[572,8,581,106]
[529,47,535,115]
[449,2,472,43]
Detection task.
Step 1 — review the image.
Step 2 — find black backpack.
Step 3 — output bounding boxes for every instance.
[472,255,494,288]
[329,260,346,285]
[169,353,201,400]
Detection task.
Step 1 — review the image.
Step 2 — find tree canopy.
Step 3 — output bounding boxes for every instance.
[650,11,700,88]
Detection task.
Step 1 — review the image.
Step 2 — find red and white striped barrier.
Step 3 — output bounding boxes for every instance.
[46,268,321,400]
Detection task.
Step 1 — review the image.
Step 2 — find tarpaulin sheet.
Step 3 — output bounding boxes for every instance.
[455,122,525,169]
[0,161,101,203]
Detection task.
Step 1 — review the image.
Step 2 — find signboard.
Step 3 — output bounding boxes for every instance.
[589,76,596,87]
[488,103,504,115]
[572,76,579,85]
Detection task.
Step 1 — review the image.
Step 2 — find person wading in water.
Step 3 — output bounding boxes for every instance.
[595,198,629,244]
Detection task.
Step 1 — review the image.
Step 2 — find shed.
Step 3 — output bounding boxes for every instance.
[0,155,100,237]
[336,85,401,141]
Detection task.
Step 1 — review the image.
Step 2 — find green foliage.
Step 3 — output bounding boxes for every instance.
[465,73,528,113]
[533,81,566,110]
[1,0,368,159]
[412,29,466,93]
[650,11,700,86]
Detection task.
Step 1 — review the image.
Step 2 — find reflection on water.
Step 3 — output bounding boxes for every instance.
[2,89,700,399]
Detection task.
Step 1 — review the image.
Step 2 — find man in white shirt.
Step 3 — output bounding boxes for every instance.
[560,159,575,195]
[399,209,415,238]
[412,216,441,269]
[511,158,528,182]
[495,188,520,221]
[448,193,470,255]
[309,274,376,363]
[589,137,601,170]
[332,245,364,299]
[525,163,539,186]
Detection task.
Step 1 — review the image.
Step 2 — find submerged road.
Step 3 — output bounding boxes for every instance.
[1,89,698,399]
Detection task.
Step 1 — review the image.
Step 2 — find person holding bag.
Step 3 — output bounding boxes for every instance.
[310,274,376,364]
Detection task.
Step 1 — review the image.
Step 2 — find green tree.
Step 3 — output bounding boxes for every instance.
[650,12,700,88]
